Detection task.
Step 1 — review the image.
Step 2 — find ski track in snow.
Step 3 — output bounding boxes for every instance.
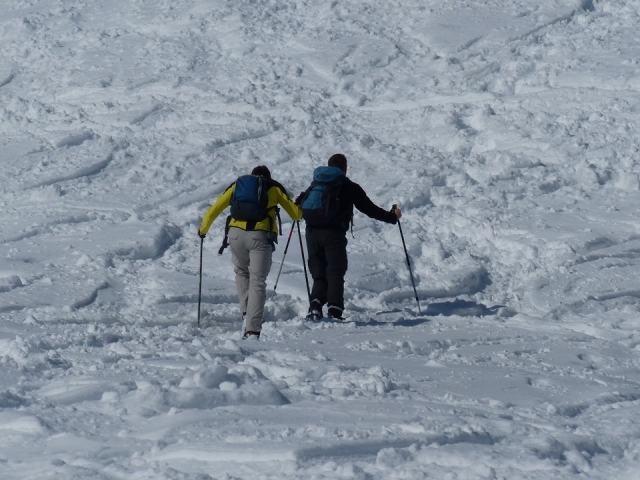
[1,0,640,478]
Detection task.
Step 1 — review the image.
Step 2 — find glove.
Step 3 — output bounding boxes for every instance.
[197,228,206,239]
[294,191,305,206]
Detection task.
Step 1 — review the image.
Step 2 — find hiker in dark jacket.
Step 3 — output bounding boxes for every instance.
[198,166,302,339]
[300,154,401,320]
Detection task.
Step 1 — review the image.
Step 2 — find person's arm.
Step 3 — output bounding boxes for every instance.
[273,183,303,221]
[198,184,234,236]
[351,181,398,224]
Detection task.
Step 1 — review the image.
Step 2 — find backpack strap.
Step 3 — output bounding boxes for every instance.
[218,215,232,255]
[275,206,282,235]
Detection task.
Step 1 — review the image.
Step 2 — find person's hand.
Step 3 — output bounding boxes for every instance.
[197,228,206,239]
[391,204,402,219]
[294,191,305,206]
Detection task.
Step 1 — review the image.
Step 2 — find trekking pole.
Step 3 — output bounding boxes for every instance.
[393,205,421,314]
[197,236,204,328]
[273,222,296,293]
[296,221,311,301]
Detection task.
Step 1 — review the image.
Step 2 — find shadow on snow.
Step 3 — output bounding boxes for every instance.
[347,299,505,327]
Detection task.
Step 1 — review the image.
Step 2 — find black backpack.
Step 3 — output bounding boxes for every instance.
[230,175,270,221]
[301,166,346,226]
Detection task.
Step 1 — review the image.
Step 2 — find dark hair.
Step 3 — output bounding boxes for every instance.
[328,154,347,172]
[251,165,271,179]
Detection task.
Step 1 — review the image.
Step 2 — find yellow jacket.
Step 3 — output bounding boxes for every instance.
[199,178,302,236]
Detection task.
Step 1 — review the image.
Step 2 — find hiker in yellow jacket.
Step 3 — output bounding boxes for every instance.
[198,166,302,339]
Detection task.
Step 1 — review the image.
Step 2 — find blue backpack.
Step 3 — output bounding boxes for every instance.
[230,175,271,222]
[219,174,281,254]
[301,166,346,226]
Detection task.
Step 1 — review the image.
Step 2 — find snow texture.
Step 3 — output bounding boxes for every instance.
[1,0,640,478]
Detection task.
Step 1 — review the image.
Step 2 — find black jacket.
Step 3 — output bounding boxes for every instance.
[309,177,397,232]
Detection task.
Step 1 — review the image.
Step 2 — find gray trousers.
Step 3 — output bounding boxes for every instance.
[227,227,273,332]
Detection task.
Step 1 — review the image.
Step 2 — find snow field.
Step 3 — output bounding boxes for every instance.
[1,0,640,478]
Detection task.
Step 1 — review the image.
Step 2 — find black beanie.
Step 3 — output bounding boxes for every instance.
[328,154,347,172]
[251,165,271,179]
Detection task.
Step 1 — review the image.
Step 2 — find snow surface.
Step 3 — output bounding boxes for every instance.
[1,0,640,478]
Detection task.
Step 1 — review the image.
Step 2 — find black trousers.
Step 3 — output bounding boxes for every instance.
[305,228,348,310]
